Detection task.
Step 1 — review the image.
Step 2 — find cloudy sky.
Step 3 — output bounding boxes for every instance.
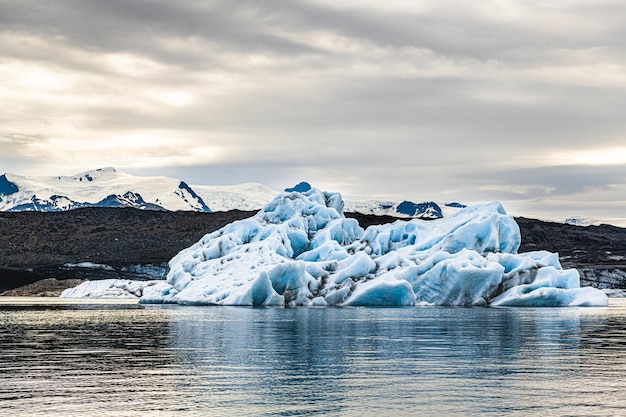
[1,0,625,221]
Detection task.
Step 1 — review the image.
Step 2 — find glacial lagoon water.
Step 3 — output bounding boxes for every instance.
[1,298,626,416]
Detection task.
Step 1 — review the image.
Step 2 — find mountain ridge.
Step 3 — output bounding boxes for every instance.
[2,168,625,227]
[0,168,212,212]
[0,168,461,219]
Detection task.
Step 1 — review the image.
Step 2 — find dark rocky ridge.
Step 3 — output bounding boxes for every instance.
[1,278,86,297]
[0,208,255,292]
[515,217,626,289]
[1,208,625,292]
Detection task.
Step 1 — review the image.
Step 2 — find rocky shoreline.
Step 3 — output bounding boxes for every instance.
[1,207,625,295]
[0,278,86,297]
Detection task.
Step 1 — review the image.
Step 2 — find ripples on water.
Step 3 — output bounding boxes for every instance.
[1,298,626,416]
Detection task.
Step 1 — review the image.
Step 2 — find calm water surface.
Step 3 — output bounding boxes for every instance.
[1,297,626,416]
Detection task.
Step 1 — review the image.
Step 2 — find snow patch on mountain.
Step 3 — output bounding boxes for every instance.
[192,183,280,212]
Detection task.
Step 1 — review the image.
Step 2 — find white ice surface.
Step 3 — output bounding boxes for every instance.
[63,187,608,307]
[60,279,163,299]
[192,183,279,212]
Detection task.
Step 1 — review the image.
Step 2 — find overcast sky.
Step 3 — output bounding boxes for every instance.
[1,0,625,221]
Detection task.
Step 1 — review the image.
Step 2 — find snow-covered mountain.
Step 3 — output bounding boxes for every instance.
[3,169,625,227]
[344,198,466,219]
[0,168,211,212]
[0,170,465,218]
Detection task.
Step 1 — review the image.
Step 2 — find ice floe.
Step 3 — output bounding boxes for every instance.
[60,279,162,299]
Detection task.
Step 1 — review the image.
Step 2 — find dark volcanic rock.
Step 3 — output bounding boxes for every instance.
[1,278,86,297]
[0,207,255,291]
[516,217,626,289]
[1,208,625,292]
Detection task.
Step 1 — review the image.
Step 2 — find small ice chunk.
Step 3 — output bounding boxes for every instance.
[343,278,415,306]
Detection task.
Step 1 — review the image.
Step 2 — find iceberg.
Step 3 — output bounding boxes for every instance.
[64,187,608,307]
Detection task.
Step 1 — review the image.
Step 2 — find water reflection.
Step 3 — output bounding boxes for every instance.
[163,304,626,416]
[1,300,626,416]
[0,303,175,416]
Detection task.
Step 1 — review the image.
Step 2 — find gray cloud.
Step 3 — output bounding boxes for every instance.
[469,164,626,197]
[0,0,321,63]
[1,0,626,222]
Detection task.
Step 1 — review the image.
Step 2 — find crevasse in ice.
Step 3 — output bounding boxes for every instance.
[62,187,608,306]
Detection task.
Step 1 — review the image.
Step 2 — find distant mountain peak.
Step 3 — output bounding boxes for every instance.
[396,201,443,219]
[0,174,19,197]
[176,181,211,212]
[82,167,118,174]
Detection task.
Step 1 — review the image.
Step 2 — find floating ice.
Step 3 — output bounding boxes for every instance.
[64,187,608,307]
[60,279,162,299]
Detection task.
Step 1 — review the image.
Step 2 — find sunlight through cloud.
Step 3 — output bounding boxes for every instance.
[549,146,626,166]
